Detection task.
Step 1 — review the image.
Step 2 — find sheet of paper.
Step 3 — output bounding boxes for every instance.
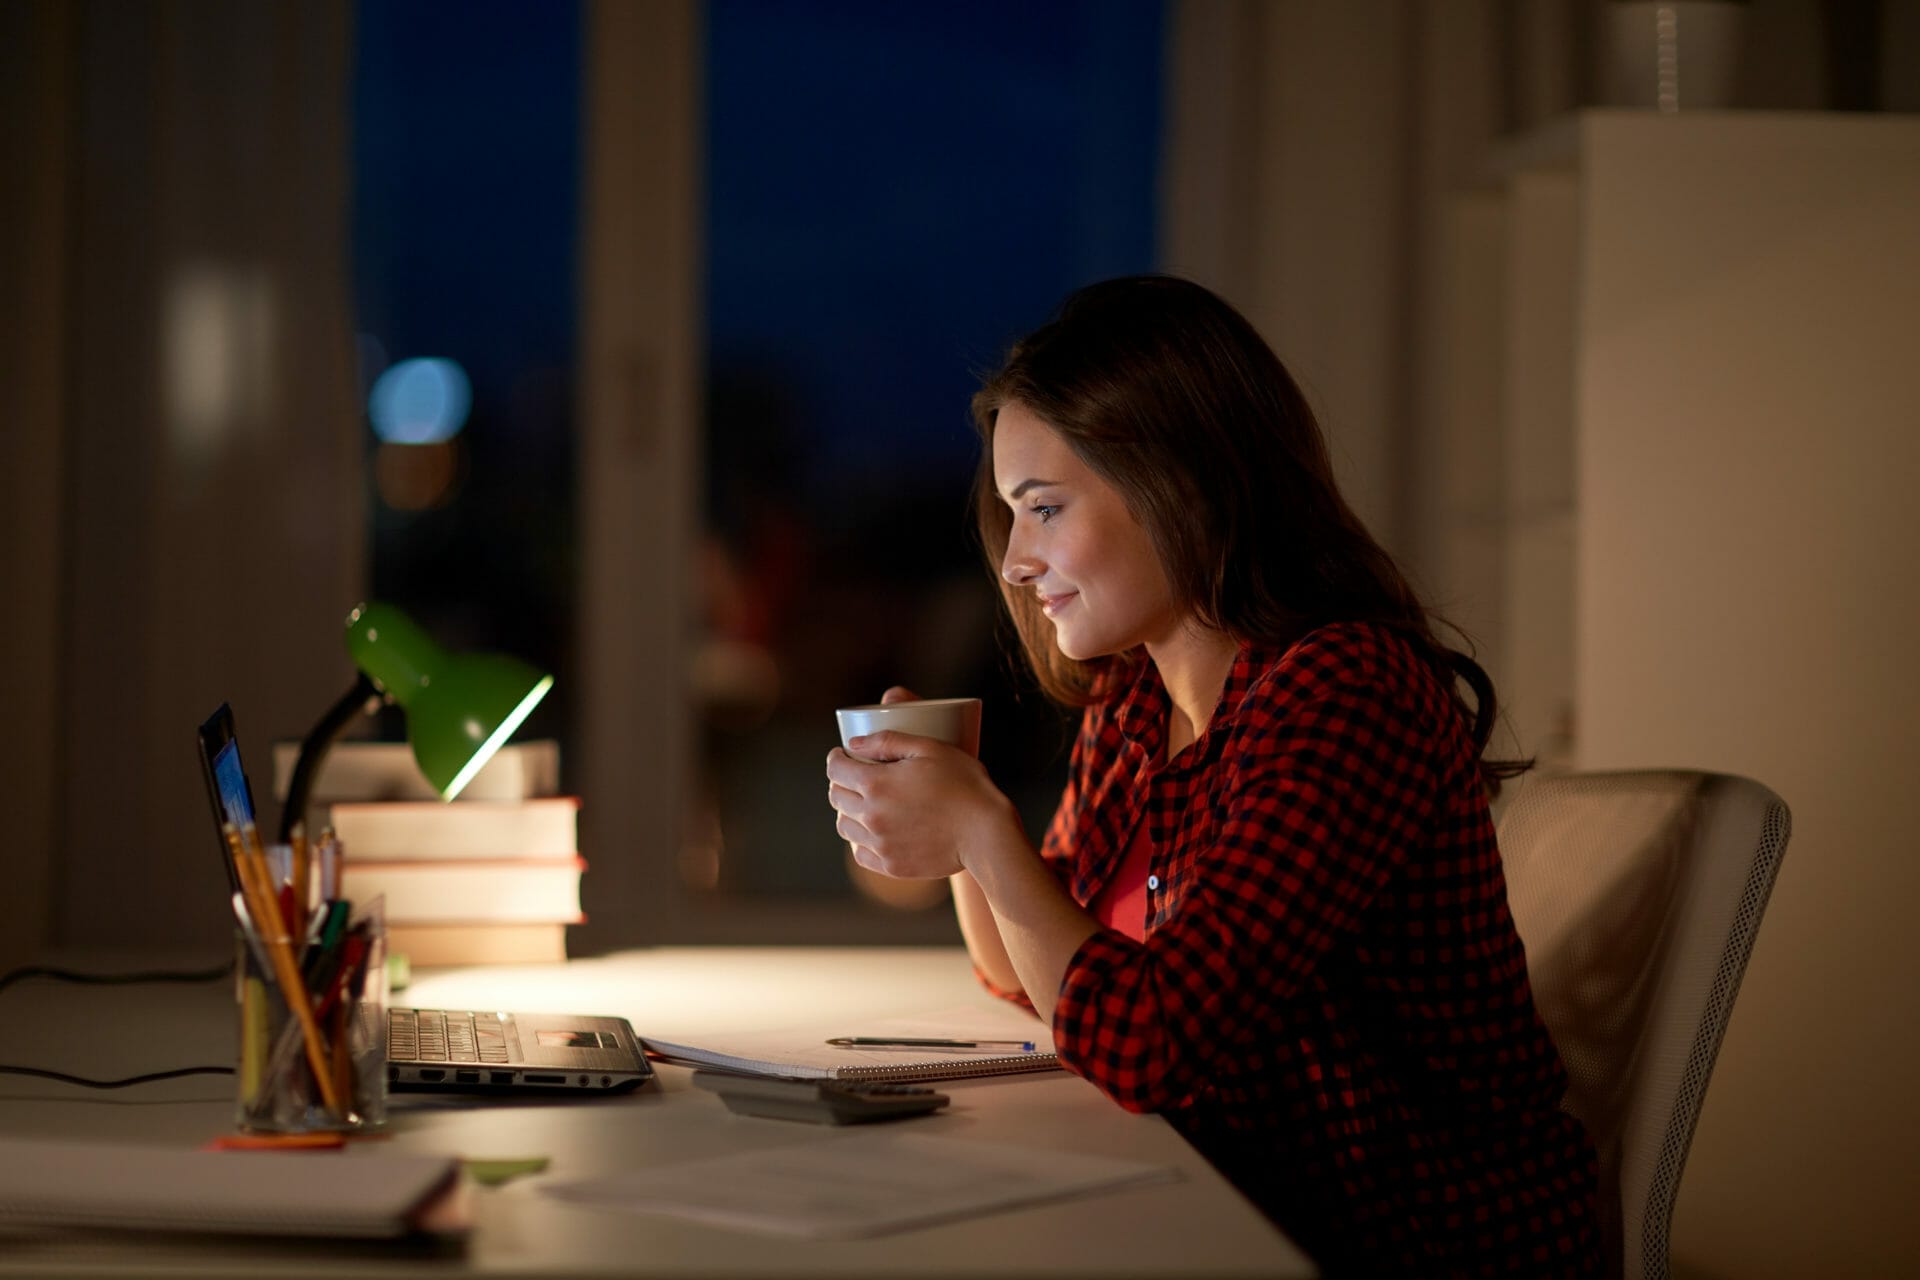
[541,1130,1176,1239]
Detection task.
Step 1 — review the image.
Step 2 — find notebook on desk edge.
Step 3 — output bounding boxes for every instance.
[195,701,652,1095]
[640,1005,1064,1083]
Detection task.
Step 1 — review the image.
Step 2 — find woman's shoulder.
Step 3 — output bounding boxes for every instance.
[1221,623,1482,810]
[1267,619,1428,690]
[1234,620,1451,731]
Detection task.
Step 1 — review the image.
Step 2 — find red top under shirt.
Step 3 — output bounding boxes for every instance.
[988,621,1601,1277]
[1088,817,1152,941]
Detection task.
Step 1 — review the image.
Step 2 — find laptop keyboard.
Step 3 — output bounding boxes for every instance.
[390,1009,510,1064]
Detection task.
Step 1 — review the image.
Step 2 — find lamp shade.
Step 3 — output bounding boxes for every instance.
[344,602,553,799]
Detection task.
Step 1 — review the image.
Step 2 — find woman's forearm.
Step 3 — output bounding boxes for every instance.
[960,826,1100,1024]
[950,869,1022,997]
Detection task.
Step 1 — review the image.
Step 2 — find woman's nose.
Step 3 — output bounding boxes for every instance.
[1001,536,1041,585]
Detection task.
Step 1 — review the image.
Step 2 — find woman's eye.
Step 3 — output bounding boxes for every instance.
[1030,503,1059,524]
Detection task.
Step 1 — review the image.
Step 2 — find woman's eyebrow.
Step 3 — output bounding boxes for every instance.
[1005,478,1063,501]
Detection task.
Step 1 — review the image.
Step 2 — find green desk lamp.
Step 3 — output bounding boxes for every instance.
[277,602,554,843]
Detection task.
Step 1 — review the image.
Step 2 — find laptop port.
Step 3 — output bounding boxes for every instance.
[417,1068,445,1082]
[455,1070,481,1085]
[490,1071,514,1085]
[523,1073,565,1085]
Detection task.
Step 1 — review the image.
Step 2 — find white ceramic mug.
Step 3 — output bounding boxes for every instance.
[835,697,983,761]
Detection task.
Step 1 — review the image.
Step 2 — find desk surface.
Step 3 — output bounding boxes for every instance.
[0,947,1312,1278]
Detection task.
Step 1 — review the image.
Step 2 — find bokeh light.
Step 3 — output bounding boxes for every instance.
[368,356,472,444]
[374,439,463,510]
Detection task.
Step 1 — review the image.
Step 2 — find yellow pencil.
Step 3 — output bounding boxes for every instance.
[221,822,249,899]
[239,975,268,1107]
[232,823,345,1119]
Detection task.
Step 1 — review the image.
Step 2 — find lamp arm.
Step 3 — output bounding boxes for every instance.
[278,671,381,845]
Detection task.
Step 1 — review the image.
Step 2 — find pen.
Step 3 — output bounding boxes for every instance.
[229,892,274,978]
[826,1036,1037,1052]
[314,933,369,1020]
[318,827,341,903]
[289,821,309,923]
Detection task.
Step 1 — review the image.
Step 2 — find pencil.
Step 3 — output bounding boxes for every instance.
[289,821,309,930]
[238,976,268,1107]
[229,823,346,1119]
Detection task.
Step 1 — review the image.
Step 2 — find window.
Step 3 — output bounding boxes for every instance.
[693,0,1166,918]
[350,0,582,752]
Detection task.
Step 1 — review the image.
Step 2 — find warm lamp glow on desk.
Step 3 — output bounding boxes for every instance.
[0,947,1313,1277]
[277,601,554,842]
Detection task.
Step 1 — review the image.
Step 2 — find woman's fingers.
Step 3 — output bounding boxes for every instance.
[835,809,870,846]
[879,686,920,704]
[825,738,979,880]
[843,730,945,764]
[825,747,858,786]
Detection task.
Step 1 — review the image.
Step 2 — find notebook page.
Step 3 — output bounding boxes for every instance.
[641,1006,1059,1081]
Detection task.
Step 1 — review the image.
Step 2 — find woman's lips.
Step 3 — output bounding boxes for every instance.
[1038,591,1077,617]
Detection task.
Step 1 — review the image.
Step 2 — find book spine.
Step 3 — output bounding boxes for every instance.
[386,923,569,966]
[324,798,581,861]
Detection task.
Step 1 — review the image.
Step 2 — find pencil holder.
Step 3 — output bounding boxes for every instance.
[233,900,389,1133]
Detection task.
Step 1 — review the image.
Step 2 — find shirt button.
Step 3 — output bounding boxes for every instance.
[1146,875,1160,892]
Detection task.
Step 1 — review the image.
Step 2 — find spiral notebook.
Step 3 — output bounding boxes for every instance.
[641,1008,1061,1082]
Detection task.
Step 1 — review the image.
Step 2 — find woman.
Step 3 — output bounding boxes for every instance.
[825,276,1601,1276]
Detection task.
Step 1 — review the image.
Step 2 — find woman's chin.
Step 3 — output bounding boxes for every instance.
[1050,629,1106,663]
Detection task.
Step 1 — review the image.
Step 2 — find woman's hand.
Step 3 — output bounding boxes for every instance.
[826,719,1021,882]
[829,687,1096,1018]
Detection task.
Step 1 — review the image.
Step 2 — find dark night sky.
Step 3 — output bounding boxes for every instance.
[350,0,1161,489]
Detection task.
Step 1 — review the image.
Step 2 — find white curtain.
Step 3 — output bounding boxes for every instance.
[0,0,364,955]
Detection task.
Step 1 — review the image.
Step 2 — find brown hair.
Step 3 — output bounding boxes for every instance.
[971,275,1527,789]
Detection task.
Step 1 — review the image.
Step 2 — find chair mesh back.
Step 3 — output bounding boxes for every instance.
[1497,772,1790,1280]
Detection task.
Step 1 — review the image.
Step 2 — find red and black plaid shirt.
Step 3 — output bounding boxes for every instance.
[1002,621,1601,1276]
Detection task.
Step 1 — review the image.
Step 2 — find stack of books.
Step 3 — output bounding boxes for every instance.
[270,739,581,967]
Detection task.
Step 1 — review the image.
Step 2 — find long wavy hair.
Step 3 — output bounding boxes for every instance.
[971,275,1528,790]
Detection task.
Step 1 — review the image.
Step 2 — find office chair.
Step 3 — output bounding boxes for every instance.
[1495,770,1791,1280]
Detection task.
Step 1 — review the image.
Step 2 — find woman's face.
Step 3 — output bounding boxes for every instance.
[992,401,1180,662]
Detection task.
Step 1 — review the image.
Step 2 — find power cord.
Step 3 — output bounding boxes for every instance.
[0,1064,233,1089]
[0,960,238,1089]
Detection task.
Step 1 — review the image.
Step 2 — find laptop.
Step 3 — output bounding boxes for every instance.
[197,703,653,1095]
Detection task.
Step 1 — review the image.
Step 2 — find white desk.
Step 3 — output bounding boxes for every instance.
[0,947,1313,1278]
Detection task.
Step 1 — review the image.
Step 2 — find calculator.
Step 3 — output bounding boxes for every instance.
[691,1071,950,1124]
